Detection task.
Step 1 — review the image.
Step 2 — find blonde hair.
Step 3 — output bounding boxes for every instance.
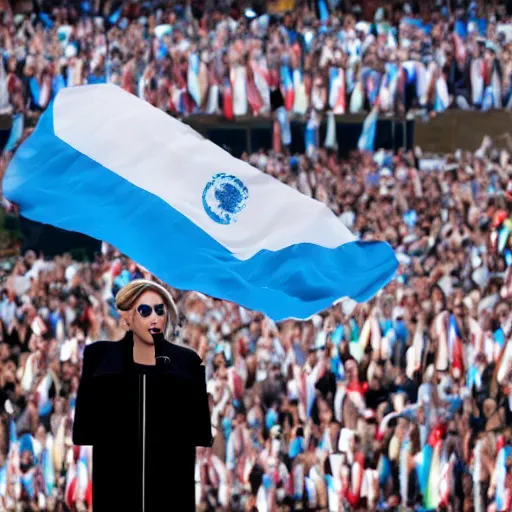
[115,279,179,339]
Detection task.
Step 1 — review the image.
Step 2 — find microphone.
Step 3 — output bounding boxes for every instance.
[151,331,171,366]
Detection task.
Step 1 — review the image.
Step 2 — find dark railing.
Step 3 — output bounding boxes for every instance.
[183,114,415,158]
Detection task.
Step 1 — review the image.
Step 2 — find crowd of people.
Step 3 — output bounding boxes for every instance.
[0,131,511,511]
[3,0,512,125]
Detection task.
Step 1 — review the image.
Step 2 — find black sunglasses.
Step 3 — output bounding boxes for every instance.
[137,303,166,318]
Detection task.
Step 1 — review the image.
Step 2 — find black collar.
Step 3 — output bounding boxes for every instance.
[91,331,175,377]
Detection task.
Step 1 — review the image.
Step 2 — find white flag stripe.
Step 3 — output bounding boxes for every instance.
[54,85,355,260]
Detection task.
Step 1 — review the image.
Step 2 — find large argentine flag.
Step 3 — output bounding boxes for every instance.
[3,84,397,320]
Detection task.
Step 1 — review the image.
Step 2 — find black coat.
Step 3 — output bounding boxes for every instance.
[72,331,213,511]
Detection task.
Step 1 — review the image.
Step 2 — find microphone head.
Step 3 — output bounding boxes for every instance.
[150,330,169,364]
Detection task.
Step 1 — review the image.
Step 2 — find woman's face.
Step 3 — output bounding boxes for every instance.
[129,290,167,345]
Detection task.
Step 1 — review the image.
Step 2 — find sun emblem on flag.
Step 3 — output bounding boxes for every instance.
[202,173,249,225]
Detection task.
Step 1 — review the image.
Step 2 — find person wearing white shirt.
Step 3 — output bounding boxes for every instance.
[0,289,17,327]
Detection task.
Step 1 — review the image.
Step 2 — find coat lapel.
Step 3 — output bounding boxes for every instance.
[91,331,185,378]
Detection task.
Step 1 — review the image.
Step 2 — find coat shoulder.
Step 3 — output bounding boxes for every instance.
[84,339,121,356]
[168,342,203,365]
[83,339,124,372]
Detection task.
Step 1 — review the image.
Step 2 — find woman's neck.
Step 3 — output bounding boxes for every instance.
[132,335,156,365]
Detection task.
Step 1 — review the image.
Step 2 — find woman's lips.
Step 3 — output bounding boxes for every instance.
[149,328,161,334]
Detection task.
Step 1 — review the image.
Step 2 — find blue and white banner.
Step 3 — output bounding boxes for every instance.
[3,84,397,320]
